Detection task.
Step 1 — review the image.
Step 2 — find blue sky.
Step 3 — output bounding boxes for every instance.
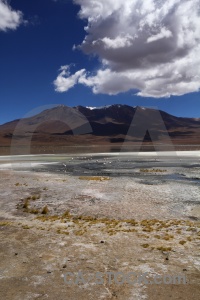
[0,0,200,125]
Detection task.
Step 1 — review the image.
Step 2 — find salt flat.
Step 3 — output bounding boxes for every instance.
[0,153,199,299]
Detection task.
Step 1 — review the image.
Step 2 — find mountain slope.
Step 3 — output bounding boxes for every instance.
[0,105,199,153]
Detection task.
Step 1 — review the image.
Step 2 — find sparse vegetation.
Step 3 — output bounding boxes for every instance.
[179,240,186,245]
[31,195,40,200]
[41,205,49,214]
[62,210,71,218]
[0,221,11,226]
[157,246,172,251]
[154,235,161,239]
[22,225,31,229]
[141,243,149,248]
[74,230,86,236]
[32,210,200,246]
[29,208,39,214]
[23,199,29,209]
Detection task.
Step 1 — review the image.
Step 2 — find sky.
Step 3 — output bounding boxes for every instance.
[0,0,200,125]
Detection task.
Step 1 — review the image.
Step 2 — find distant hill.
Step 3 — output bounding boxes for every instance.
[0,104,199,154]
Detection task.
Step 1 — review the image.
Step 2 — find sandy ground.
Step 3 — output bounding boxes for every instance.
[0,153,200,299]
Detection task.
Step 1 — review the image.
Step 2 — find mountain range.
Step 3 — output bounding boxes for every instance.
[0,104,199,154]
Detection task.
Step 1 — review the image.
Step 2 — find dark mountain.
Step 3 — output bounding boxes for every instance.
[0,104,199,154]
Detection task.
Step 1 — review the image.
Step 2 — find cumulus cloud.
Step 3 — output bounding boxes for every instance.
[54,0,200,98]
[0,0,23,31]
[54,65,86,92]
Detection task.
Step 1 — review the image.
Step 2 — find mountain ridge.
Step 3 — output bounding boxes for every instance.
[0,104,199,154]
[1,104,200,127]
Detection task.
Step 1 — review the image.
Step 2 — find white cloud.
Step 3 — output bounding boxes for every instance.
[54,0,200,98]
[99,34,134,49]
[0,0,23,31]
[54,65,86,92]
[147,27,172,43]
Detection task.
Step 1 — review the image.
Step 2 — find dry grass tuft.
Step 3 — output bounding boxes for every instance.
[23,199,29,209]
[0,221,11,226]
[157,246,172,251]
[141,244,149,248]
[74,230,86,236]
[31,195,40,200]
[29,208,39,214]
[179,240,186,245]
[22,225,31,229]
[62,210,72,218]
[41,205,49,215]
